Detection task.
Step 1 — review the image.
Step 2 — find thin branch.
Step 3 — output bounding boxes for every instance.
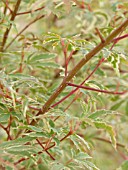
[95,27,105,43]
[36,139,55,161]
[112,33,128,42]
[16,5,45,15]
[94,137,125,148]
[4,14,45,51]
[0,123,12,140]
[0,0,22,52]
[67,82,127,95]
[1,0,13,14]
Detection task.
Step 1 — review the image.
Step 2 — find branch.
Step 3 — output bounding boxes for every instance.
[67,82,127,95]
[4,14,45,51]
[32,19,128,118]
[0,123,12,140]
[36,139,55,160]
[94,137,125,148]
[16,5,45,15]
[0,0,22,52]
[1,0,13,14]
[95,27,105,43]
[112,33,128,42]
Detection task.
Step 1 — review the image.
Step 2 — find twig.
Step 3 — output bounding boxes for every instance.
[112,33,128,42]
[16,5,45,15]
[1,0,13,14]
[94,137,125,148]
[0,123,12,140]
[67,82,127,95]
[95,27,105,43]
[36,139,55,160]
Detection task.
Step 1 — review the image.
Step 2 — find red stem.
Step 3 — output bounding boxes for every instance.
[17,6,45,15]
[112,34,128,42]
[36,139,55,160]
[67,83,127,95]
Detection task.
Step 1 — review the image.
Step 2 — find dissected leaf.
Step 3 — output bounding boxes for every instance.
[94,121,116,149]
[88,109,115,120]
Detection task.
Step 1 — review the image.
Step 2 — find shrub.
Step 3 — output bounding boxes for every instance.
[0,0,128,169]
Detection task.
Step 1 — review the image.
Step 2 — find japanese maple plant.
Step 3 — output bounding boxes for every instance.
[0,0,128,170]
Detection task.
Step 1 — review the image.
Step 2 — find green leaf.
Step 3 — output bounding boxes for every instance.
[121,160,128,170]
[108,52,120,76]
[9,73,37,81]
[53,137,60,146]
[19,125,43,132]
[0,113,10,122]
[117,160,128,170]
[25,132,49,138]
[75,152,91,160]
[36,62,62,69]
[49,119,55,128]
[22,99,29,118]
[0,102,7,110]
[0,136,35,149]
[75,134,90,150]
[94,121,116,149]
[88,109,114,120]
[95,68,105,76]
[29,53,56,62]
[5,145,38,156]
[51,162,65,170]
[110,100,124,110]
[83,160,100,170]
[70,134,90,151]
